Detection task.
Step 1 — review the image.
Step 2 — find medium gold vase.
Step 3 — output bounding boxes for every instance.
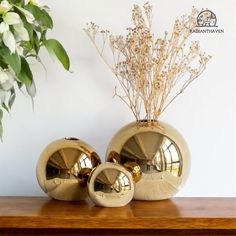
[37,138,101,201]
[106,120,190,200]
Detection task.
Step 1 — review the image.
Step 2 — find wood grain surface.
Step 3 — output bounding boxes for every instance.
[0,197,235,235]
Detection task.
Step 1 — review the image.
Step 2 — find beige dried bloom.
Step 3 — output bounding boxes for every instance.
[84,3,211,123]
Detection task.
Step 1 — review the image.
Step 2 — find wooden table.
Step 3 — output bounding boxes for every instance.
[0,197,235,235]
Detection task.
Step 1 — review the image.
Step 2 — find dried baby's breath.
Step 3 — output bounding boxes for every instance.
[84,3,211,123]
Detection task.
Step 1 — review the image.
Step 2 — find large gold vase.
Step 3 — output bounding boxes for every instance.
[106,121,190,200]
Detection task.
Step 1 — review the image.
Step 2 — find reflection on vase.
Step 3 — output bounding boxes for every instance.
[94,170,131,193]
[121,132,182,176]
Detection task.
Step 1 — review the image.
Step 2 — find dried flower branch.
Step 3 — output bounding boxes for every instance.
[84,3,211,124]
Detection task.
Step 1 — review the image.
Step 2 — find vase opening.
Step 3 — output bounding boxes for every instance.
[136,119,159,128]
[65,137,79,141]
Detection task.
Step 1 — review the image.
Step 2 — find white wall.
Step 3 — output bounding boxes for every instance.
[0,0,235,197]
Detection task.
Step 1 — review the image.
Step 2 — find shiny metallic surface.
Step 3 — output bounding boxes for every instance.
[88,163,134,207]
[123,161,142,183]
[37,138,101,201]
[106,121,190,200]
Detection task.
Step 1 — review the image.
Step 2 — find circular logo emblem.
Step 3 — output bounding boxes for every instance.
[197,10,217,27]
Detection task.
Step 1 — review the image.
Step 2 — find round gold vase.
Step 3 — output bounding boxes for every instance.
[37,138,101,201]
[87,162,134,207]
[106,121,190,200]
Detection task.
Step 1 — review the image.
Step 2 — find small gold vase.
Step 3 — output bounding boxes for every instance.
[106,120,190,200]
[87,162,134,207]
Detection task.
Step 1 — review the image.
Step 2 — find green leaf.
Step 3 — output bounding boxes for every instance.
[17,81,23,89]
[25,4,53,29]
[0,58,7,69]
[21,14,33,39]
[26,80,36,98]
[0,109,3,121]
[40,30,47,42]
[1,102,9,113]
[44,39,70,70]
[8,89,16,109]
[0,47,10,69]
[32,30,40,54]
[3,51,21,75]
[12,0,24,4]
[18,57,33,86]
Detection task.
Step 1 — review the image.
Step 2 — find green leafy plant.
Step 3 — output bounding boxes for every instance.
[0,0,70,139]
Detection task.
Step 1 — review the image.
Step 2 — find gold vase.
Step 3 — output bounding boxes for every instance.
[106,120,190,200]
[37,138,101,201]
[87,162,134,207]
